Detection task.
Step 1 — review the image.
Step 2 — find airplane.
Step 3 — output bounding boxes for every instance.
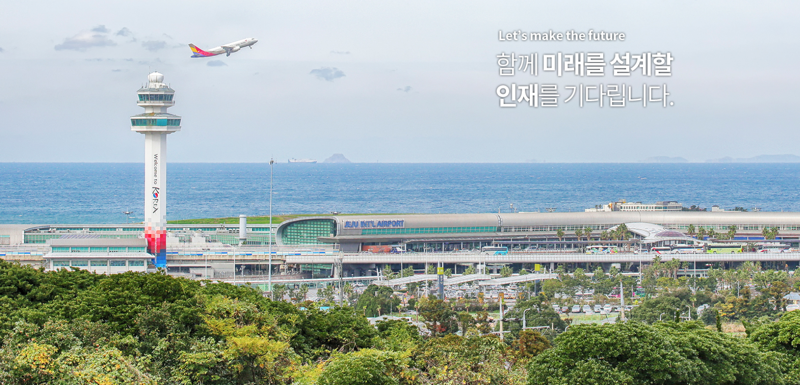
[189,38,258,58]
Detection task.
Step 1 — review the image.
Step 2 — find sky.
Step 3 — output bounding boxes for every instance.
[0,0,798,163]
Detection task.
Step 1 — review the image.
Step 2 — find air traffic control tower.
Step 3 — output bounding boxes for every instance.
[131,72,181,267]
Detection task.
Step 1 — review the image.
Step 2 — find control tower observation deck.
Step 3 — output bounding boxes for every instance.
[131,72,181,268]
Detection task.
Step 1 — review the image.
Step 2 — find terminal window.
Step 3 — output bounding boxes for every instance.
[110,260,127,267]
[128,260,145,267]
[362,226,497,235]
[283,220,335,245]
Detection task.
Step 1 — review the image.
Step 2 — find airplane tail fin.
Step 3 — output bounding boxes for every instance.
[189,44,214,58]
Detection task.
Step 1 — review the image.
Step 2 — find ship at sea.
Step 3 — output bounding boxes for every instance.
[288,158,317,163]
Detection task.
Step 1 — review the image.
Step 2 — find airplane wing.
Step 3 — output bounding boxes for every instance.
[223,46,233,57]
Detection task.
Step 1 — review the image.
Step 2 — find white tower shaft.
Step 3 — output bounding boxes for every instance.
[131,72,181,268]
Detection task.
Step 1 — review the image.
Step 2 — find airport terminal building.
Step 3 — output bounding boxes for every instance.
[277,211,800,252]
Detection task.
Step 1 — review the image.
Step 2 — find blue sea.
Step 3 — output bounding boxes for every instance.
[1,163,799,224]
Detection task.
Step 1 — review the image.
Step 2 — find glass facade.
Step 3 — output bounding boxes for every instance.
[110,260,127,267]
[362,226,497,235]
[90,260,108,267]
[138,94,174,102]
[128,260,145,267]
[25,233,139,244]
[282,220,335,245]
[50,246,146,253]
[131,118,181,126]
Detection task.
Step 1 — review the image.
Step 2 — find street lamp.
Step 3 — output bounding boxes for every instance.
[269,158,274,300]
[659,313,665,321]
[522,306,539,330]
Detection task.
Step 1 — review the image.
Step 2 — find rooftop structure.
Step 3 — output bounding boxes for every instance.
[586,200,683,212]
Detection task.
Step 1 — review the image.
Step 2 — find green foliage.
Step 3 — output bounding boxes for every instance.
[750,310,800,358]
[413,334,526,384]
[293,305,376,360]
[418,297,458,336]
[528,321,785,385]
[318,349,399,385]
[355,284,401,317]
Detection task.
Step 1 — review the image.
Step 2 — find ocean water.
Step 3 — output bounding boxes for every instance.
[1,163,799,224]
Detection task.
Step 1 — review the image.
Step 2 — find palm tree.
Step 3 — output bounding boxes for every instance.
[600,230,609,241]
[708,229,716,240]
[584,227,593,241]
[574,229,583,252]
[697,227,707,240]
[556,228,565,241]
[727,225,737,240]
[687,224,695,238]
[771,227,780,240]
[762,227,771,239]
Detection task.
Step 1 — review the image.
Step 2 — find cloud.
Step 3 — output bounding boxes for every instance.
[123,58,133,62]
[397,86,412,93]
[91,25,110,33]
[116,27,132,37]
[330,50,350,55]
[84,58,104,62]
[54,31,116,51]
[111,69,122,72]
[0,47,4,53]
[142,40,167,52]
[207,60,227,67]
[309,67,345,81]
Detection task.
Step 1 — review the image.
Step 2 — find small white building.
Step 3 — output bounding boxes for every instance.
[45,239,152,274]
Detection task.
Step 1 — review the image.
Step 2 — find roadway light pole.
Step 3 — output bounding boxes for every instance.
[269,158,274,300]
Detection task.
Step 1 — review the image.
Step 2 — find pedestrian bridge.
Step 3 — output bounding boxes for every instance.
[284,252,800,265]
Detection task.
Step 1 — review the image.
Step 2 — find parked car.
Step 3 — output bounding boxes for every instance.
[593,304,602,312]
[571,305,581,313]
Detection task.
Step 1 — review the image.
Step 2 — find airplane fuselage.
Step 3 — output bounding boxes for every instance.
[189,38,258,58]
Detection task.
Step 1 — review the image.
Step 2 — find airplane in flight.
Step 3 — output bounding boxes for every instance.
[189,38,258,58]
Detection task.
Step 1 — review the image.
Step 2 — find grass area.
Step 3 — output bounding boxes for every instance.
[167,213,413,225]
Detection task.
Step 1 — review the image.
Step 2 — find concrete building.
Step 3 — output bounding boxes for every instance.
[45,239,150,274]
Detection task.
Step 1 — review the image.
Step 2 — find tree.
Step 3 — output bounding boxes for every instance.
[318,284,336,304]
[272,284,287,301]
[528,321,785,385]
[297,284,309,302]
[317,349,398,385]
[584,226,593,241]
[556,228,565,242]
[512,330,551,361]
[418,297,458,336]
[698,227,707,240]
[728,225,738,240]
[463,265,477,275]
[356,285,400,317]
[687,224,696,238]
[500,265,513,278]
